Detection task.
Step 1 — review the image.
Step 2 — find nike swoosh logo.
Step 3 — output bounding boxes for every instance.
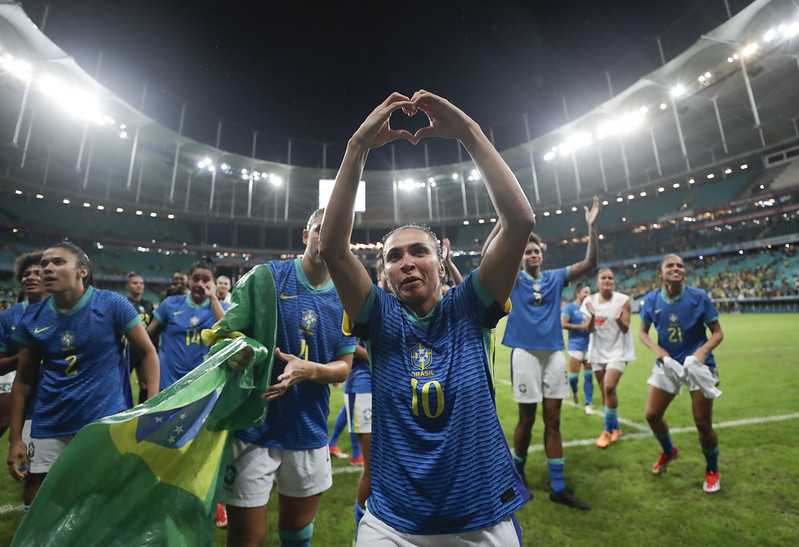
[34,326,52,334]
[280,293,298,300]
[654,309,662,314]
[173,311,184,316]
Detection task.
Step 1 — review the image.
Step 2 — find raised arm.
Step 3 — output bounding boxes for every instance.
[411,90,534,304]
[320,93,415,321]
[568,197,600,281]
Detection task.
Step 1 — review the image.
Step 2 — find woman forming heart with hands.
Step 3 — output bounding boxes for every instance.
[321,91,534,545]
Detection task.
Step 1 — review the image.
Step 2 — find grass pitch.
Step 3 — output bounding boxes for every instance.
[0,313,797,545]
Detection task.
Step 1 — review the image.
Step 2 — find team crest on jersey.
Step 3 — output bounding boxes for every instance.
[669,313,679,324]
[189,315,200,328]
[533,283,542,291]
[61,330,75,350]
[410,343,435,377]
[301,310,318,332]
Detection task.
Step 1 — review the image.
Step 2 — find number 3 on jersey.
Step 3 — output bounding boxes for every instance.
[411,378,444,419]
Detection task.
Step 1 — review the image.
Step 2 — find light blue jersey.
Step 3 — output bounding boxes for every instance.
[13,287,140,437]
[640,286,719,367]
[153,294,228,389]
[348,270,529,535]
[503,267,569,351]
[562,301,589,351]
[236,259,356,449]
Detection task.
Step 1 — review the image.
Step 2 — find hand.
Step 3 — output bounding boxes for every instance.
[203,279,217,300]
[584,196,600,227]
[263,348,315,401]
[692,349,707,365]
[442,238,452,262]
[410,89,475,142]
[351,93,416,149]
[615,309,623,321]
[584,300,595,315]
[7,439,28,481]
[654,348,670,363]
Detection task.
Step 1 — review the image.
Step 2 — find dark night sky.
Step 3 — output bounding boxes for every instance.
[21,0,751,146]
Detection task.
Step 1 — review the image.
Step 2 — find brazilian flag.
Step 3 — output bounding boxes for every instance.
[12,265,278,546]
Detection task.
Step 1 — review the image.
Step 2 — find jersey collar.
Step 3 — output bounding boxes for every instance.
[294,257,333,293]
[49,285,94,317]
[660,285,686,304]
[183,293,210,309]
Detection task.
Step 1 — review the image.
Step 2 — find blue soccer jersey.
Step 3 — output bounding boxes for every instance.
[503,267,569,351]
[348,270,529,535]
[236,259,356,449]
[344,342,371,394]
[562,301,589,351]
[640,286,719,366]
[153,294,228,389]
[0,300,29,356]
[13,287,140,437]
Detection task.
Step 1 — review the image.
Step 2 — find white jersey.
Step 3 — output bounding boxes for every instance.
[581,291,635,363]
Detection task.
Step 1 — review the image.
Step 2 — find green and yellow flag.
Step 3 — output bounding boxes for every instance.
[13,265,278,546]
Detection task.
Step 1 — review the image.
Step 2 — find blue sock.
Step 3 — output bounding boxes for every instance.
[349,432,361,459]
[568,372,579,393]
[278,523,313,547]
[547,458,565,492]
[23,504,30,514]
[703,445,720,472]
[655,432,674,454]
[583,370,594,404]
[604,407,617,432]
[329,405,347,447]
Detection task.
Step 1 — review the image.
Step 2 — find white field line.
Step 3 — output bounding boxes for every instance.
[526,412,799,452]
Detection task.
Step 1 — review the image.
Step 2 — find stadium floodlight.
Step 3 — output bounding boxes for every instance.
[601,200,609,206]
[555,209,562,215]
[741,43,758,57]
[673,183,680,188]
[471,169,480,180]
[670,85,686,98]
[543,211,550,217]
[35,194,43,199]
[14,189,22,195]
[659,103,667,110]
[463,220,469,225]
[1,54,32,81]
[168,214,175,219]
[116,207,123,213]
[640,191,647,197]
[616,196,624,202]
[451,173,459,180]
[707,173,715,179]
[571,206,578,212]
[268,173,283,186]
[83,202,91,208]
[478,219,485,224]
[724,168,732,174]
[741,164,748,169]
[136,210,143,215]
[543,150,557,161]
[97,205,104,210]
[627,194,635,200]
[63,198,70,204]
[490,218,497,223]
[688,178,695,184]
[150,212,157,217]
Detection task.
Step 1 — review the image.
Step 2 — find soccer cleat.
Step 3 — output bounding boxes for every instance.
[571,390,579,405]
[329,445,349,459]
[215,503,228,528]
[652,446,680,474]
[349,454,364,466]
[584,404,595,415]
[610,428,622,442]
[703,470,721,493]
[550,488,590,510]
[596,430,612,448]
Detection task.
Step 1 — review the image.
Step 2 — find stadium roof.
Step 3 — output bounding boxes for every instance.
[2,0,799,229]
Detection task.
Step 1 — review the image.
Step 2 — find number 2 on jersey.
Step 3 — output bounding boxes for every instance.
[65,354,78,376]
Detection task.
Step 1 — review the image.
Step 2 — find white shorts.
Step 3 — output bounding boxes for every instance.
[511,349,569,403]
[567,350,587,362]
[647,363,720,395]
[592,361,627,374]
[345,392,372,434]
[28,431,75,474]
[217,438,332,507]
[357,508,522,547]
